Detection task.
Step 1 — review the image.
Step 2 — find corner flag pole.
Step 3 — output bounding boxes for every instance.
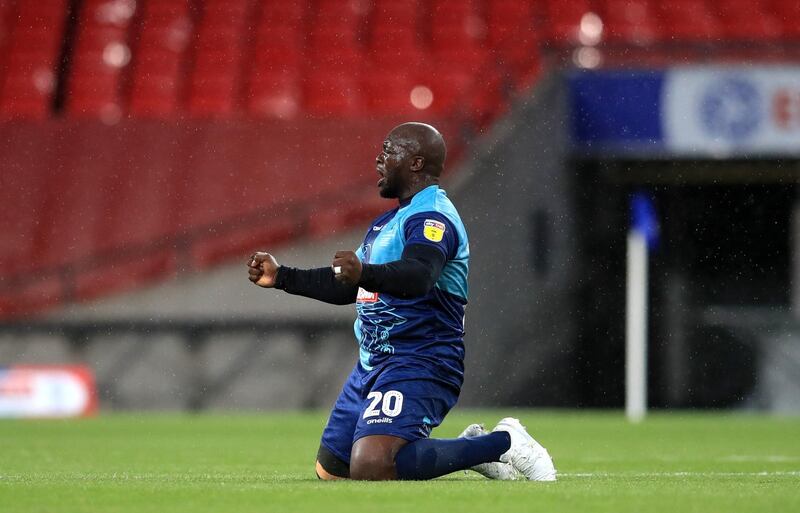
[626,192,657,423]
[626,228,648,423]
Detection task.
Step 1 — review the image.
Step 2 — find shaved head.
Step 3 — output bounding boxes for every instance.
[387,122,447,177]
[375,122,447,201]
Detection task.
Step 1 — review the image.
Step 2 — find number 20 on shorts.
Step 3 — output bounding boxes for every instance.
[363,391,404,418]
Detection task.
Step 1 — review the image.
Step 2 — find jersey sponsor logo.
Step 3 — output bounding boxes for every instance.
[423,219,446,242]
[356,287,379,303]
[377,226,396,247]
[366,417,393,424]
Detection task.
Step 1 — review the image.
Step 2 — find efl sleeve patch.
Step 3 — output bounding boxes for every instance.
[423,219,446,242]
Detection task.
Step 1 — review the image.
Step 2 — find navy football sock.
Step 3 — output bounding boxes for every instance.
[394,432,511,480]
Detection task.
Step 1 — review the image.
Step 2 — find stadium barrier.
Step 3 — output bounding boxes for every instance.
[0,319,355,411]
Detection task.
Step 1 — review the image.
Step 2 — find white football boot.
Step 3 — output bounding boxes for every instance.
[492,417,557,481]
[458,423,519,480]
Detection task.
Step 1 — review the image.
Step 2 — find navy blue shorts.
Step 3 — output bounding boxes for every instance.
[320,361,461,464]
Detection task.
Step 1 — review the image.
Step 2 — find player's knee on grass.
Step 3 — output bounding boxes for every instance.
[316,444,350,480]
[349,435,408,481]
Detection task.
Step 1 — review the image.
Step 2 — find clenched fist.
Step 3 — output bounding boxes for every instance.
[248,252,279,288]
[332,250,362,285]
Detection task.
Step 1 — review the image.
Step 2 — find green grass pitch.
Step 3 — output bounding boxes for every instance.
[1,410,798,513]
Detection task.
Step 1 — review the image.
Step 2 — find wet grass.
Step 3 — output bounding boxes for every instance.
[1,410,798,513]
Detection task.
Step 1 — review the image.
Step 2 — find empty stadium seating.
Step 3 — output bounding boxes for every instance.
[5,0,797,123]
[2,0,799,318]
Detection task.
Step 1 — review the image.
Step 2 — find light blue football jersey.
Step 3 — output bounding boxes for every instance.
[353,185,469,384]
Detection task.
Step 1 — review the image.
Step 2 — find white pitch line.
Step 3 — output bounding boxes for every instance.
[576,455,800,463]
[560,471,800,478]
[720,455,800,463]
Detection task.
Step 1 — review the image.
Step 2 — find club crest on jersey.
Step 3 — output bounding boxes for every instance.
[423,219,446,242]
[356,287,379,303]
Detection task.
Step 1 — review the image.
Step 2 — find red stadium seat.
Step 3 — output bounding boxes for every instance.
[0,0,66,118]
[7,28,64,58]
[599,0,661,45]
[255,24,303,49]
[431,23,481,52]
[542,0,594,45]
[245,11,308,117]
[144,0,190,17]
[65,0,136,119]
[15,0,67,21]
[203,0,249,17]
[194,24,241,51]
[303,71,363,116]
[484,0,541,88]
[367,24,425,64]
[0,69,55,119]
[485,0,536,47]
[65,75,122,118]
[137,16,192,47]
[428,0,481,29]
[129,79,180,116]
[184,0,251,116]
[187,75,238,117]
[260,0,308,28]
[424,65,474,116]
[132,48,183,76]
[0,0,13,19]
[254,47,303,73]
[308,27,362,63]
[714,0,782,41]
[0,0,15,73]
[361,71,419,115]
[370,0,418,27]
[427,0,487,67]
[128,0,191,117]
[246,71,302,119]
[315,0,365,27]
[771,0,800,39]
[309,47,365,74]
[193,46,240,74]
[657,0,722,42]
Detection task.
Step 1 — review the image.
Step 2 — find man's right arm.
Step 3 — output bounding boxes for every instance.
[248,252,357,305]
